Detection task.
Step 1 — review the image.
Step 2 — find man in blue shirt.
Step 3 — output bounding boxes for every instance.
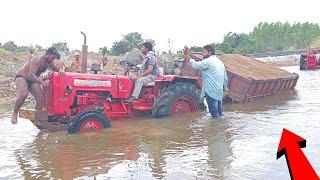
[127,42,159,102]
[184,45,228,118]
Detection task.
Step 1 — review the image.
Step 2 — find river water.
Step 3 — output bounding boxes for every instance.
[0,66,319,179]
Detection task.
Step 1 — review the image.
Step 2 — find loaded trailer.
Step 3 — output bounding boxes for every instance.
[180,54,299,103]
[219,54,298,103]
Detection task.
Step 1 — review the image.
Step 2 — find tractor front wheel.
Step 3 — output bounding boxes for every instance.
[68,111,111,134]
[152,82,204,118]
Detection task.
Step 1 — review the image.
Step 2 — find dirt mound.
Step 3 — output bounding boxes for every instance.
[123,48,144,65]
[219,54,297,80]
[0,49,33,63]
[0,75,16,98]
[102,61,126,75]
[158,53,174,74]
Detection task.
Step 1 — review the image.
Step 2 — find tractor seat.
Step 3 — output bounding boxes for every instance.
[144,82,155,87]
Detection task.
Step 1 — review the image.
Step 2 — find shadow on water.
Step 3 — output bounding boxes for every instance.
[224,90,297,113]
[13,113,233,179]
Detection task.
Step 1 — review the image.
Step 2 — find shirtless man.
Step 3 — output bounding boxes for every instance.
[11,47,64,124]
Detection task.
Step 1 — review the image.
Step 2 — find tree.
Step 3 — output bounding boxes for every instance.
[16,46,32,52]
[217,32,255,54]
[99,46,108,53]
[52,42,69,52]
[110,32,156,55]
[249,22,320,52]
[34,44,43,51]
[111,41,130,55]
[123,32,143,50]
[3,41,17,52]
[216,22,320,54]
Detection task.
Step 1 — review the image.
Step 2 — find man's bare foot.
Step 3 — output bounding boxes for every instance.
[11,114,18,124]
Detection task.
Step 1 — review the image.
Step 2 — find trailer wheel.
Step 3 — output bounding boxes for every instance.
[68,111,111,134]
[152,82,204,118]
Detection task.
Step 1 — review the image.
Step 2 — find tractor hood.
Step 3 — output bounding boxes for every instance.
[44,72,133,116]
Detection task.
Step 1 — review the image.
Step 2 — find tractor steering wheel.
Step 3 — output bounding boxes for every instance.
[120,60,133,68]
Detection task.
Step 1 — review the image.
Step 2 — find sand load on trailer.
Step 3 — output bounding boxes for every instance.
[219,54,297,80]
[218,54,299,102]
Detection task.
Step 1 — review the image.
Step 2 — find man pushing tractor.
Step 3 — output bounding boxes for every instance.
[11,47,65,124]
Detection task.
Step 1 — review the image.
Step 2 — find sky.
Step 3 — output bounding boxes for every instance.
[1,0,319,52]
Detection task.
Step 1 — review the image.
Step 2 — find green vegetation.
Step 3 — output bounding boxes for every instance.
[188,22,320,54]
[1,22,319,56]
[110,32,155,55]
[218,22,320,54]
[310,35,320,47]
[52,42,69,52]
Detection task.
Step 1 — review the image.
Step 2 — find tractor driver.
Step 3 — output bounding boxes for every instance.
[11,47,65,124]
[126,42,159,103]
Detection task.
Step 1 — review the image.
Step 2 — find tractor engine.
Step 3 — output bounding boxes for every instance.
[44,72,134,121]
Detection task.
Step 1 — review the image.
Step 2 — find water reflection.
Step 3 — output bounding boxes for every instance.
[12,114,233,179]
[224,90,297,113]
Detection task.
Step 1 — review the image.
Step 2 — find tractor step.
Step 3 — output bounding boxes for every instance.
[132,99,152,111]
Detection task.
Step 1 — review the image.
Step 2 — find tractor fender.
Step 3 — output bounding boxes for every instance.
[155,75,201,88]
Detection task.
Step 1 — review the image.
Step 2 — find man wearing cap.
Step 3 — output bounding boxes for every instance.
[68,52,81,72]
[11,47,65,124]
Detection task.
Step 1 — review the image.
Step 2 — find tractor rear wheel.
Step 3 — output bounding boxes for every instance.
[68,111,111,134]
[152,82,205,118]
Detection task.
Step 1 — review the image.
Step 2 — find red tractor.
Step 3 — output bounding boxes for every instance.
[25,60,205,134]
[300,52,320,70]
[19,32,205,134]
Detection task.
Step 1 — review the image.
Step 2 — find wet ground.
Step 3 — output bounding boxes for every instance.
[0,66,319,179]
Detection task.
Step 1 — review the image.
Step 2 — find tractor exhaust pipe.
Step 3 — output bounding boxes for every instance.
[80,31,88,73]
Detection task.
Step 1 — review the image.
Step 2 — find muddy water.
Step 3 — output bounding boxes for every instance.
[1,66,320,179]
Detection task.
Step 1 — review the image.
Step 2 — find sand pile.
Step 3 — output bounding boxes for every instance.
[219,54,297,80]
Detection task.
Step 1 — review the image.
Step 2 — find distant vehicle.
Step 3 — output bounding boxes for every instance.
[300,52,320,70]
